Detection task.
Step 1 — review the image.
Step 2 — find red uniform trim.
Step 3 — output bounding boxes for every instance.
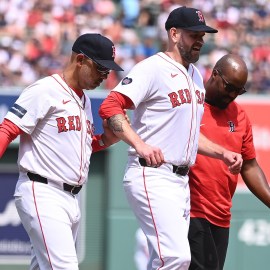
[99,91,134,119]
[92,134,107,153]
[0,119,22,158]
[32,182,54,270]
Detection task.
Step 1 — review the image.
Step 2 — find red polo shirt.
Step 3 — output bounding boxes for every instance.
[189,101,256,227]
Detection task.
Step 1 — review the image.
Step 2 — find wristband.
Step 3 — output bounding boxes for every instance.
[98,138,105,147]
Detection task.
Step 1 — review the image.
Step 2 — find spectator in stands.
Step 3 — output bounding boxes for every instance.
[0,0,270,93]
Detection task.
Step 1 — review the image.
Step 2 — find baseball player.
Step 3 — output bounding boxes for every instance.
[99,7,242,270]
[0,33,123,270]
[188,54,270,270]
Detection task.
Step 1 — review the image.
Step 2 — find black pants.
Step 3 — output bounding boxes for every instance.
[188,218,229,270]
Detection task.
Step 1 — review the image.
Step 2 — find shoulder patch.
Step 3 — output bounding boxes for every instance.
[122,77,133,85]
[9,103,27,119]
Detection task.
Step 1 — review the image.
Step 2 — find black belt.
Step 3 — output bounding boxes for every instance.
[138,158,189,176]
[27,172,82,195]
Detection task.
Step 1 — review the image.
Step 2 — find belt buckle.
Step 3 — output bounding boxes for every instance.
[71,185,79,195]
[175,165,189,176]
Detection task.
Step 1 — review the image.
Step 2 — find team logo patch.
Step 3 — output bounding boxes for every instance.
[228,121,235,132]
[122,77,133,85]
[9,103,27,119]
[196,10,205,22]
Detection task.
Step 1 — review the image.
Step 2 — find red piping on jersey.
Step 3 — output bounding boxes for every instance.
[185,66,196,163]
[51,75,84,184]
[188,67,199,160]
[32,181,54,270]
[143,167,165,269]
[78,108,84,183]
[157,53,196,164]
[52,75,74,97]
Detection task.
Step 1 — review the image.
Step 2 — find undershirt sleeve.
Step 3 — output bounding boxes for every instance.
[0,119,23,158]
[99,91,134,119]
[92,134,107,153]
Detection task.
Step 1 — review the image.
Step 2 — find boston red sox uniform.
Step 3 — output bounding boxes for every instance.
[0,33,123,270]
[5,74,94,270]
[111,52,205,269]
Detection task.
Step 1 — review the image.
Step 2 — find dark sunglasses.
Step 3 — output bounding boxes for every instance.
[80,50,110,75]
[215,69,246,95]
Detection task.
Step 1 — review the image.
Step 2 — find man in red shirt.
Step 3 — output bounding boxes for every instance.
[188,54,270,270]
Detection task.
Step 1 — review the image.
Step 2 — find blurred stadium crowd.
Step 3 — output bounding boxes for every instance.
[0,0,270,93]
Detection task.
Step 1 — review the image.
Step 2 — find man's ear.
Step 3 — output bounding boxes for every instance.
[169,27,179,43]
[212,69,219,80]
[76,54,84,64]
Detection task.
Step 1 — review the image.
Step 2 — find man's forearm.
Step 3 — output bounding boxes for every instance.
[107,114,144,150]
[242,159,270,208]
[197,133,225,159]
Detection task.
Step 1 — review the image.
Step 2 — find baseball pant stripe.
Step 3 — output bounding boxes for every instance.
[32,181,54,270]
[123,166,191,270]
[143,167,165,269]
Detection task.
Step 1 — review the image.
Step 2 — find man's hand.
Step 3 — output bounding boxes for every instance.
[222,151,243,175]
[107,113,164,167]
[134,142,164,168]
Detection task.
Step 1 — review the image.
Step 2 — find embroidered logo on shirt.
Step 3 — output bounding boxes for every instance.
[122,77,133,85]
[9,103,27,119]
[171,73,178,78]
[62,100,71,104]
[228,121,235,132]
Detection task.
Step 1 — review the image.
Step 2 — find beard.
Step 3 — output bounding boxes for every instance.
[205,93,232,110]
[177,45,200,64]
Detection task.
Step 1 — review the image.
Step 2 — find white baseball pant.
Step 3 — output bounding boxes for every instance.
[14,173,81,270]
[124,164,191,270]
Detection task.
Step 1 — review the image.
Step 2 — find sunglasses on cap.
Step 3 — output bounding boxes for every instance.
[80,50,110,75]
[215,69,246,95]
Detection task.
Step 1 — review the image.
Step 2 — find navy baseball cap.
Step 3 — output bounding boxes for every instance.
[72,33,123,71]
[165,6,218,33]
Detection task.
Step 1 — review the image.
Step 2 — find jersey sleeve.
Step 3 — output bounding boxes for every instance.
[5,81,53,134]
[112,57,158,108]
[99,91,134,119]
[241,111,256,160]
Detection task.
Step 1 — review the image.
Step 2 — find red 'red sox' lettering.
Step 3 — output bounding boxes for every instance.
[86,120,94,137]
[168,92,180,108]
[168,89,203,107]
[56,116,93,135]
[195,90,205,104]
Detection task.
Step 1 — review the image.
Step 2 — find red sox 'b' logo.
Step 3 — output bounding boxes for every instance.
[228,121,235,132]
[196,11,205,22]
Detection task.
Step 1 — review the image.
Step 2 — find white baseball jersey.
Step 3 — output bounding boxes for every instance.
[113,52,205,166]
[5,74,94,185]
